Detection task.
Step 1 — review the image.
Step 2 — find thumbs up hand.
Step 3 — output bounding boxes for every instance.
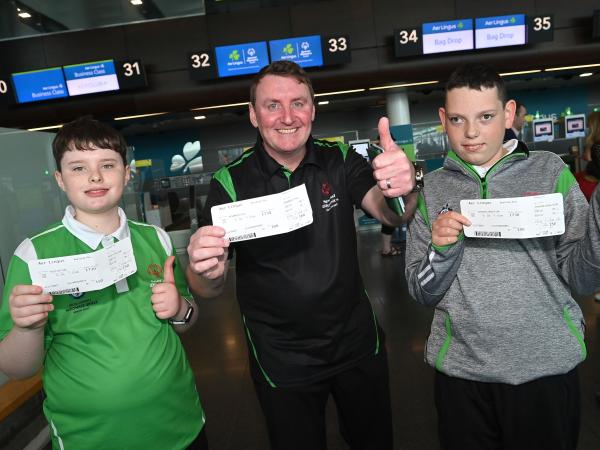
[151,255,181,320]
[371,117,415,198]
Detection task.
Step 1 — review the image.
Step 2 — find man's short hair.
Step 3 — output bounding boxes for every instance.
[249,61,315,106]
[444,63,507,106]
[52,116,128,171]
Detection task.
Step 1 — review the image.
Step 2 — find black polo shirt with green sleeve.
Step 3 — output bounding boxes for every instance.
[201,135,382,388]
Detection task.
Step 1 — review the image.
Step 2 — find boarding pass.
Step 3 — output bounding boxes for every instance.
[460,193,565,239]
[211,184,313,242]
[28,237,137,295]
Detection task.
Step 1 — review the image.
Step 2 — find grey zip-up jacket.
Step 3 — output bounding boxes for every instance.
[406,143,600,384]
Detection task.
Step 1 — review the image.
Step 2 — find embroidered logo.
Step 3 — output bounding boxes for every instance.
[70,291,85,299]
[437,203,453,216]
[321,182,332,197]
[147,263,163,277]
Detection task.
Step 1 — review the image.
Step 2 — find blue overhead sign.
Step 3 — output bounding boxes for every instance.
[269,35,323,68]
[475,14,526,49]
[11,67,68,104]
[214,41,269,78]
[422,19,474,54]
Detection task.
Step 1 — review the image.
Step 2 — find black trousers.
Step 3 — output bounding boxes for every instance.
[435,368,580,450]
[253,350,393,450]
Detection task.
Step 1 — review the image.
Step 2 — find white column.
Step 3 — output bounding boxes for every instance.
[386,89,411,126]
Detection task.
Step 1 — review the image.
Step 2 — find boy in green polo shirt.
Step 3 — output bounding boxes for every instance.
[0,117,207,449]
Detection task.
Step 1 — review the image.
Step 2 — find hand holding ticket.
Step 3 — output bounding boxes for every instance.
[28,237,137,295]
[211,184,314,243]
[460,193,565,239]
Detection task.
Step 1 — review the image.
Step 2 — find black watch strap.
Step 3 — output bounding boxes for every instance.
[169,298,194,325]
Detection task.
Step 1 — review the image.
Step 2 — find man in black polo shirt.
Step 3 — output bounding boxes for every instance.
[186,61,417,450]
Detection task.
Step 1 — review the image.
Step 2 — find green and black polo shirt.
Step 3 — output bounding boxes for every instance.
[202,135,382,388]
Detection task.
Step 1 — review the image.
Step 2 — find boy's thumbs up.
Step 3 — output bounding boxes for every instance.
[162,255,175,284]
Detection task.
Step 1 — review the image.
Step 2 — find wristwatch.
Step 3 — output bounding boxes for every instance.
[169,297,194,325]
[411,163,424,193]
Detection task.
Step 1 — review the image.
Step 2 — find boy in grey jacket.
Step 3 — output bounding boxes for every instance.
[405,63,600,450]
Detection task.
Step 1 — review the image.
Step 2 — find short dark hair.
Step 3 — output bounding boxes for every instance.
[52,116,128,171]
[249,61,315,106]
[444,63,507,106]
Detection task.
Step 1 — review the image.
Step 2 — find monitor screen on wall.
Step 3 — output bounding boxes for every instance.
[269,35,323,68]
[475,14,526,49]
[11,67,68,104]
[564,114,586,139]
[214,41,269,78]
[533,119,554,142]
[63,59,120,97]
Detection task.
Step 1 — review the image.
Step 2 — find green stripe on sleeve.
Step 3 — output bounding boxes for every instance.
[563,307,587,360]
[435,313,453,371]
[554,166,577,196]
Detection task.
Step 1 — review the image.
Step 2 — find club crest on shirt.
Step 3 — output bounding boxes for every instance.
[320,181,339,211]
[70,291,85,299]
[147,263,163,277]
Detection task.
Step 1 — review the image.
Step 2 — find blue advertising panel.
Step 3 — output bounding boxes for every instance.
[11,67,68,104]
[475,14,526,49]
[269,35,323,68]
[422,19,473,54]
[215,41,269,78]
[63,59,120,96]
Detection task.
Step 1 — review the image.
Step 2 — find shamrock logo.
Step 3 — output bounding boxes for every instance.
[170,141,203,173]
[457,21,464,29]
[229,50,240,61]
[510,16,516,23]
[283,43,294,55]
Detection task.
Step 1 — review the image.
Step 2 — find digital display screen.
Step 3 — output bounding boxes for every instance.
[422,19,474,55]
[11,67,68,104]
[214,41,269,78]
[533,119,554,142]
[475,14,526,49]
[63,60,120,97]
[565,114,586,139]
[269,35,323,68]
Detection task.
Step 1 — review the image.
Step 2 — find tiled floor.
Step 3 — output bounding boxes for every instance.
[180,229,600,450]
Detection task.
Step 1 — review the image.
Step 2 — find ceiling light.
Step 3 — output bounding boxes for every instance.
[194,115,206,120]
[18,11,31,18]
[27,124,63,132]
[314,89,365,97]
[579,72,594,77]
[499,69,542,76]
[368,81,438,91]
[191,101,249,111]
[113,112,167,121]
[130,0,143,5]
[318,101,329,105]
[545,63,600,72]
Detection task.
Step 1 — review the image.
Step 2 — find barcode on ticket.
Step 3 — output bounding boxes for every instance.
[229,232,257,242]
[474,231,502,237]
[50,287,80,295]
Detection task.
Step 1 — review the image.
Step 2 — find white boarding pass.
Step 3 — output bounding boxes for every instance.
[211,184,314,242]
[28,237,137,295]
[460,193,564,239]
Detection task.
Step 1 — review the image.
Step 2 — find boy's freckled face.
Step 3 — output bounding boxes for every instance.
[54,146,130,216]
[439,86,515,168]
